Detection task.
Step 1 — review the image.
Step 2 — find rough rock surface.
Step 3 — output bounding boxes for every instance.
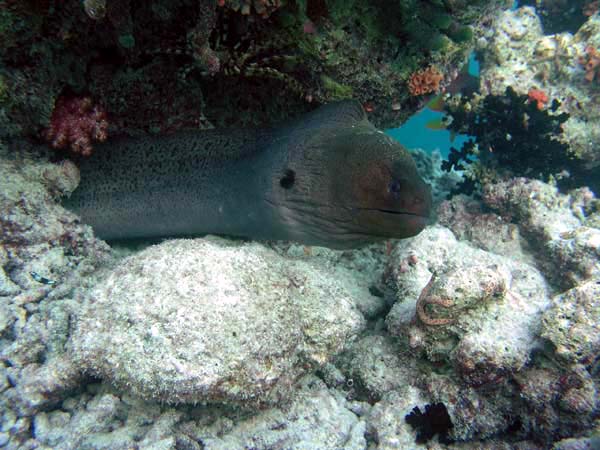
[194,376,367,450]
[385,225,551,383]
[438,194,535,265]
[482,178,600,288]
[71,238,366,405]
[541,279,600,365]
[410,148,462,207]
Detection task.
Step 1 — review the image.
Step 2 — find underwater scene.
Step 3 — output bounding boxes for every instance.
[1,0,600,449]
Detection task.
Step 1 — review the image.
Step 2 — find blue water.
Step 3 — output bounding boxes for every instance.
[386,50,480,158]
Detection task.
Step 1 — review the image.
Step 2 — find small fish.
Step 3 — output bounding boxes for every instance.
[83,0,107,20]
[425,118,447,130]
[30,271,57,286]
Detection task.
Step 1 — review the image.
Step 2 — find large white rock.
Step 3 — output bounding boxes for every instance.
[70,237,365,405]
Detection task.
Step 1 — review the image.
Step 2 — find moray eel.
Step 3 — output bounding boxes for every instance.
[65,100,432,249]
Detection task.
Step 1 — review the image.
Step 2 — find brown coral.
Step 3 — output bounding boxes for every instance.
[407,66,444,96]
[578,45,600,82]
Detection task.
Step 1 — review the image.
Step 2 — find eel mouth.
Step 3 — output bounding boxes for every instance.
[352,206,431,239]
[375,208,429,218]
[358,207,430,220]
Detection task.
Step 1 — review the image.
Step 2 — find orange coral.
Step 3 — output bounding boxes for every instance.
[407,66,444,96]
[528,88,549,110]
[578,45,600,82]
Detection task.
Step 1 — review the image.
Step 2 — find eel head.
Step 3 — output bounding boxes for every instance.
[270,105,432,249]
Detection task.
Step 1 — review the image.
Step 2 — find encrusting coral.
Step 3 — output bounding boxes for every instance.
[407,66,444,96]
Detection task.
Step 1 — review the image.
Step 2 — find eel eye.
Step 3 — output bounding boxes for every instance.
[388,179,402,196]
[280,169,296,189]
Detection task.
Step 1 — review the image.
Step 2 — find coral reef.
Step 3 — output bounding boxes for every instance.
[1,3,600,449]
[384,226,551,383]
[481,178,600,289]
[476,7,600,169]
[1,138,600,447]
[0,0,506,139]
[517,0,596,34]
[541,279,600,366]
[380,222,599,443]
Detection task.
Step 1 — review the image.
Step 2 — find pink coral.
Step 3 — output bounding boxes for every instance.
[44,96,109,157]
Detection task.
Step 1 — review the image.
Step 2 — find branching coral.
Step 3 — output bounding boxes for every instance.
[407,66,444,96]
[44,96,108,157]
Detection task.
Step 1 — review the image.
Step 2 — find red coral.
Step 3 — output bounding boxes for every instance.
[407,66,444,96]
[44,96,109,157]
[527,88,549,110]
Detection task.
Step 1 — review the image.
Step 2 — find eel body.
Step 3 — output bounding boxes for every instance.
[65,100,432,249]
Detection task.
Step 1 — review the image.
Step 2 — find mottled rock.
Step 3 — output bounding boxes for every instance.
[438,194,534,265]
[385,225,551,384]
[483,178,600,288]
[4,356,81,415]
[71,238,366,405]
[541,279,600,365]
[195,376,366,449]
[337,334,416,403]
[365,388,428,449]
